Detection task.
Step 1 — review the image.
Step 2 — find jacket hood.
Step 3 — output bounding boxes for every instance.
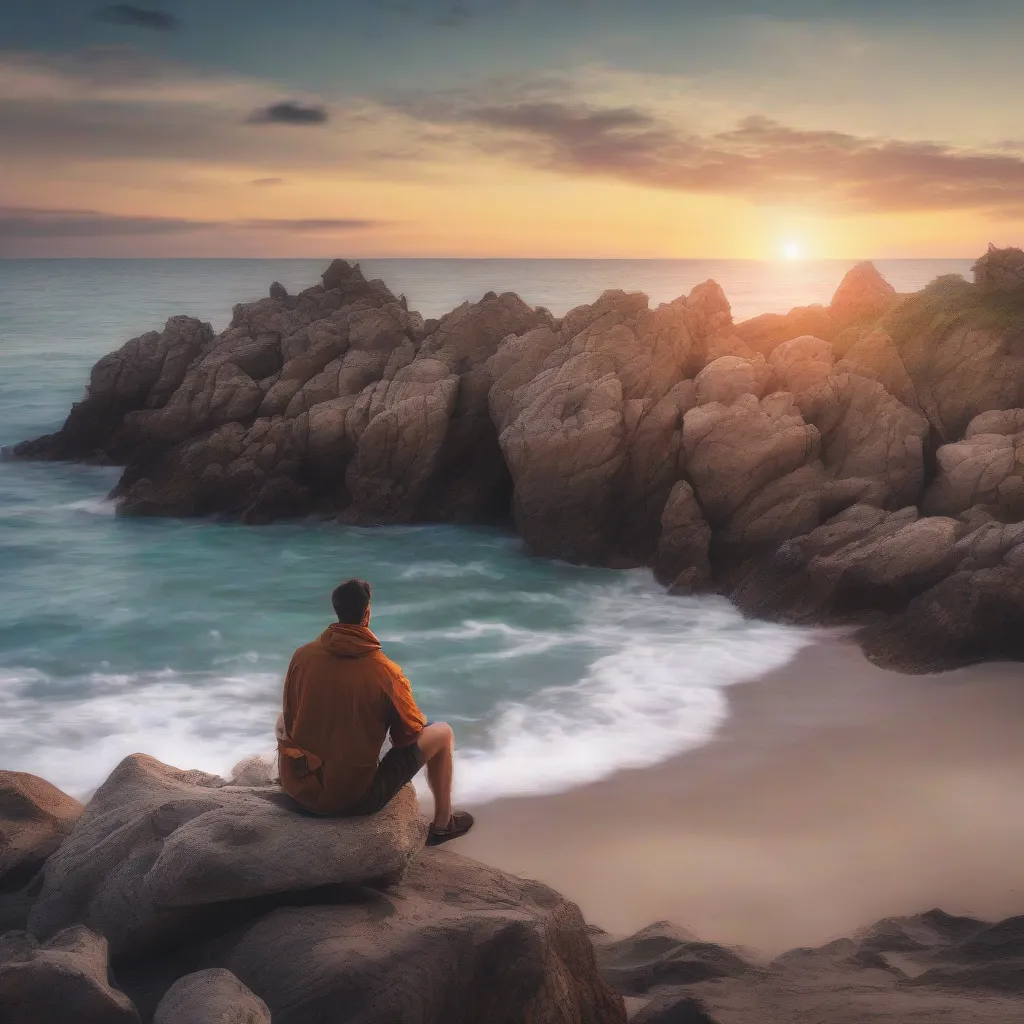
[319,623,382,659]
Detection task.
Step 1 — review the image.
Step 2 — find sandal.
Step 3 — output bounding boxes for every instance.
[426,810,475,846]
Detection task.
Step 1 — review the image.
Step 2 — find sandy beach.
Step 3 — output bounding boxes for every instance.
[458,635,1024,957]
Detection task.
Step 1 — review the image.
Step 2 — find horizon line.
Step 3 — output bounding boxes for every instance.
[0,254,981,262]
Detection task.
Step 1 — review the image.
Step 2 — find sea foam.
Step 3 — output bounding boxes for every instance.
[1,585,812,804]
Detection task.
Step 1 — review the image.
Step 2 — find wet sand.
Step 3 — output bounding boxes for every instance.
[456,635,1024,956]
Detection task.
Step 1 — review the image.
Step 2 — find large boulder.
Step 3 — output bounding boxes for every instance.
[600,910,1024,1023]
[858,562,1024,672]
[681,392,844,554]
[906,914,1024,993]
[153,968,270,1024]
[629,994,719,1023]
[795,372,930,510]
[0,926,140,1024]
[972,244,1024,294]
[114,418,313,521]
[592,920,750,995]
[726,504,968,623]
[693,355,770,407]
[198,850,626,1024]
[733,305,834,357]
[923,409,1024,519]
[102,280,552,526]
[682,393,819,526]
[833,329,920,411]
[12,317,213,461]
[691,358,928,574]
[767,335,834,395]
[0,772,83,891]
[488,286,712,563]
[344,292,546,523]
[852,909,987,958]
[886,272,1024,442]
[114,298,423,519]
[29,754,426,958]
[653,480,712,591]
[828,261,898,328]
[15,261,432,521]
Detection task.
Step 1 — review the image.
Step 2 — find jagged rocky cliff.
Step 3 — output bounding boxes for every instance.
[12,249,1024,672]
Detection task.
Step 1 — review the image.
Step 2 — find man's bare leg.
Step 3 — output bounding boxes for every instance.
[416,722,454,828]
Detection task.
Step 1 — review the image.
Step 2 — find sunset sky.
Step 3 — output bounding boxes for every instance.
[4,0,1024,258]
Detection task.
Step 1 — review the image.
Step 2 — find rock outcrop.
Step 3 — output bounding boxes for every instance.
[153,969,270,1024]
[486,286,717,563]
[28,754,426,958]
[12,317,214,463]
[0,771,83,891]
[0,925,141,1024]
[726,502,1024,670]
[885,271,1024,443]
[973,243,1024,294]
[196,850,625,1024]
[3,765,1024,1023]
[13,252,1024,672]
[653,481,711,591]
[599,909,1024,1023]
[827,260,898,328]
[592,920,749,994]
[924,409,1024,520]
[3,762,626,1024]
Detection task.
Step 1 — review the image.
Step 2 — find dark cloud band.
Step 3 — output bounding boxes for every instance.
[397,96,1024,216]
[94,5,180,31]
[247,102,329,126]
[0,208,381,238]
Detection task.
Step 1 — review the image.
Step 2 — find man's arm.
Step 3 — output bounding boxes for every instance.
[379,657,427,748]
[279,652,298,737]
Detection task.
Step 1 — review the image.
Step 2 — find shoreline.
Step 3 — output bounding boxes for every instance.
[456,634,1024,957]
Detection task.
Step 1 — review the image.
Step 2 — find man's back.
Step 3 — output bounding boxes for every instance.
[278,623,425,814]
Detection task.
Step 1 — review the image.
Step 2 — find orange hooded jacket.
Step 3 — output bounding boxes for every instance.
[277,624,427,814]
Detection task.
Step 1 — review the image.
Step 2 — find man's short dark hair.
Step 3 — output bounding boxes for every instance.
[332,578,372,624]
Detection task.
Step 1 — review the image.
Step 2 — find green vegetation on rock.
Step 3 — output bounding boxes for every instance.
[883,273,1024,351]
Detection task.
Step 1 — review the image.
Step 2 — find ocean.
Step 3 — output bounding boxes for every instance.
[0,257,972,801]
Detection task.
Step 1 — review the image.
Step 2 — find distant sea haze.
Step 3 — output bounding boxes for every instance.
[0,256,974,325]
[0,258,967,800]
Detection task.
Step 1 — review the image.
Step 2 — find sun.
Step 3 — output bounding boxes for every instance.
[781,240,803,261]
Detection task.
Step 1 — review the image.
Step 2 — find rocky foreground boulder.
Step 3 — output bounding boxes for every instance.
[0,926,141,1023]
[3,765,1024,1022]
[594,908,1024,1023]
[152,969,270,1024]
[0,771,83,892]
[11,250,1024,671]
[1,759,626,1024]
[27,753,427,958]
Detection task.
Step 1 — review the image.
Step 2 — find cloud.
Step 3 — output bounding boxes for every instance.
[0,48,459,181]
[364,0,475,27]
[251,177,285,186]
[241,218,381,231]
[435,4,475,27]
[0,208,382,239]
[94,5,179,31]
[0,208,209,238]
[247,101,329,125]
[400,94,1024,216]
[11,45,1024,223]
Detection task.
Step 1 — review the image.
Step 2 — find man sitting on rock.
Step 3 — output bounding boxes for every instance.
[276,577,474,845]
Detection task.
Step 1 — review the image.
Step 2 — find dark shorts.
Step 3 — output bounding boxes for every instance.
[345,741,424,816]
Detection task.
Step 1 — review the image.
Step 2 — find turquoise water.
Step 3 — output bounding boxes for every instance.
[0,258,967,800]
